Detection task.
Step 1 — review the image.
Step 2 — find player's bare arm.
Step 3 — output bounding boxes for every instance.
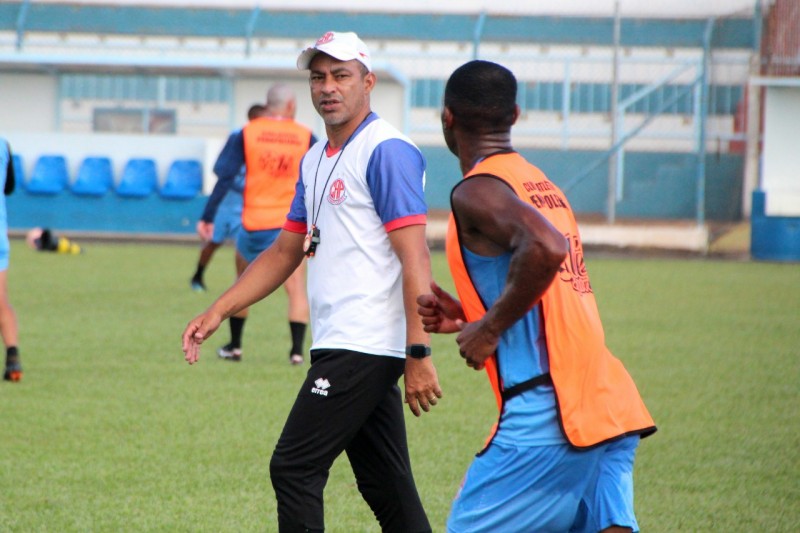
[451,175,568,369]
[387,224,443,417]
[182,230,305,364]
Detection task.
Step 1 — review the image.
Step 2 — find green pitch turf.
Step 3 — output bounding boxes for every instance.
[1,240,798,532]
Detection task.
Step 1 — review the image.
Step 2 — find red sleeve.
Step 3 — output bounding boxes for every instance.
[283,219,307,234]
[384,214,426,232]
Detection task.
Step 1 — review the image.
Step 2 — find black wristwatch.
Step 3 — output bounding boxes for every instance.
[405,344,431,359]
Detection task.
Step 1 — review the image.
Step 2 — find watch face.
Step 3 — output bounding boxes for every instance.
[407,345,431,358]
[303,232,311,253]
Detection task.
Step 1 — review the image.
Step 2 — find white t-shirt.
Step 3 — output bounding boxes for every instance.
[285,113,427,358]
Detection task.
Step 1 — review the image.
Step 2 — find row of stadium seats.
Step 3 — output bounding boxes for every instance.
[11,155,203,200]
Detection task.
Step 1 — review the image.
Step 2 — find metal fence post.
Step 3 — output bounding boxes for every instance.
[696,18,715,226]
[607,0,621,223]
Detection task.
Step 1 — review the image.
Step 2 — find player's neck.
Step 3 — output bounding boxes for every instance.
[458,132,513,174]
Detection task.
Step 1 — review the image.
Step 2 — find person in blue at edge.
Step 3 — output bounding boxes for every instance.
[0,139,22,382]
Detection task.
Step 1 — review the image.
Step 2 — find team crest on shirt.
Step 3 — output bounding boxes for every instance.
[558,233,593,295]
[327,178,347,205]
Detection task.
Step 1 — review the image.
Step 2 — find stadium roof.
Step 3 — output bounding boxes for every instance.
[33,0,759,19]
[0,0,758,78]
[1,2,757,47]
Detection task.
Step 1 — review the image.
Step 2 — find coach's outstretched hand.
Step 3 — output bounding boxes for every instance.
[182,310,223,364]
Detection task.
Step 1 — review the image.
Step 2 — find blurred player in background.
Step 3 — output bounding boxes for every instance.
[197,85,315,365]
[25,227,82,254]
[1,139,22,382]
[190,104,263,293]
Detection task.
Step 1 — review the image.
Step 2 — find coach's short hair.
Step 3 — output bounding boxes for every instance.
[444,60,517,132]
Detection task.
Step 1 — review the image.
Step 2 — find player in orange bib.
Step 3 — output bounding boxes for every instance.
[417,60,656,533]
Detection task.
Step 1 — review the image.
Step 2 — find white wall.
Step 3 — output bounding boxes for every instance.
[0,73,57,132]
[762,86,800,216]
[369,75,407,135]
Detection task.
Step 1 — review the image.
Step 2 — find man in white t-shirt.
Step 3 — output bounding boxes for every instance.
[182,31,441,532]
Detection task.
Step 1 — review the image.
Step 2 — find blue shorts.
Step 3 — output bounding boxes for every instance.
[211,193,242,244]
[0,232,8,271]
[447,435,640,533]
[236,228,281,263]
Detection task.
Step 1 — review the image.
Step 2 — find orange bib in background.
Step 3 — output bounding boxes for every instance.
[242,117,312,231]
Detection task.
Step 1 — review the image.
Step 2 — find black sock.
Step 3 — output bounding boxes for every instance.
[289,321,306,355]
[229,317,245,349]
[6,346,19,365]
[192,264,205,282]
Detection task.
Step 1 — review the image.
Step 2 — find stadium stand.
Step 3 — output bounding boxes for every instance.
[70,156,114,197]
[24,155,69,195]
[115,158,158,198]
[0,1,776,242]
[158,159,202,200]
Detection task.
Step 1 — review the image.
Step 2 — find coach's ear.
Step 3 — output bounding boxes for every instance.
[513,104,521,126]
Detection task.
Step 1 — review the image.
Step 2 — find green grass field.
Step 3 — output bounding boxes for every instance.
[1,240,798,532]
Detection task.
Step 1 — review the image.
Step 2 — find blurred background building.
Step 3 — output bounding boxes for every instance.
[0,0,797,257]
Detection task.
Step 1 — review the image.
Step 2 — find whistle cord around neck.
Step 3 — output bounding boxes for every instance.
[309,142,345,230]
[309,113,371,229]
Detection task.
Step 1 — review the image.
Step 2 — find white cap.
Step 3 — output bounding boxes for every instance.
[296,31,372,72]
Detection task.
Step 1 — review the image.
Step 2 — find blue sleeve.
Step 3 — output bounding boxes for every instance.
[213,131,245,179]
[285,165,308,225]
[2,142,13,195]
[365,139,427,225]
[202,131,244,222]
[201,177,234,222]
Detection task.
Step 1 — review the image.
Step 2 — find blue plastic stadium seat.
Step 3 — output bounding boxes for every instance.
[70,156,114,197]
[25,155,69,195]
[11,154,25,185]
[116,158,158,198]
[159,159,202,200]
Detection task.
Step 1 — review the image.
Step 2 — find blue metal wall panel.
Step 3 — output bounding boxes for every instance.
[421,146,743,221]
[414,80,744,115]
[2,2,755,49]
[7,193,205,234]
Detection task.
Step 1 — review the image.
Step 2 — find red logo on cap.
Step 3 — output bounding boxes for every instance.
[316,32,335,45]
